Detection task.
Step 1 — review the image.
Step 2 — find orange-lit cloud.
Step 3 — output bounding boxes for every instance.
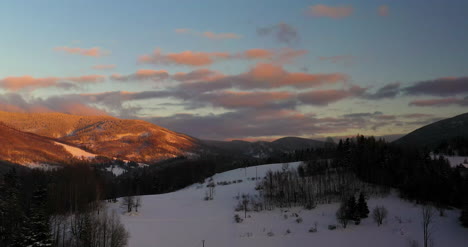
[139,49,230,66]
[54,46,109,57]
[0,75,105,91]
[92,64,116,70]
[0,93,108,115]
[378,5,390,16]
[111,69,169,81]
[307,5,354,19]
[175,28,241,40]
[172,69,224,82]
[139,48,307,66]
[245,63,348,89]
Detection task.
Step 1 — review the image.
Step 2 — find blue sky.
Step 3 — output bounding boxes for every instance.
[0,0,467,140]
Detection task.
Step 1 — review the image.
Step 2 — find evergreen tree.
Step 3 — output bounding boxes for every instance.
[461,201,468,227]
[345,195,359,222]
[0,169,24,246]
[357,192,370,218]
[21,187,52,247]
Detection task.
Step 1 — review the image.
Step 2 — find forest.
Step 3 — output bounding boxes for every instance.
[1,135,468,246]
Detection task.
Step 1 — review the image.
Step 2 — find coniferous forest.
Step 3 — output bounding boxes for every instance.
[1,135,468,246]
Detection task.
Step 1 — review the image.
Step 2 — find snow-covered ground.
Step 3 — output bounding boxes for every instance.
[445,156,468,168]
[54,142,97,159]
[109,162,468,247]
[106,165,127,176]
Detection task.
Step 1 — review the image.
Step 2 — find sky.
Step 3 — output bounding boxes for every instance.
[0,0,467,141]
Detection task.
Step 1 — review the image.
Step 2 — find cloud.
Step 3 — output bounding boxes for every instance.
[111,69,169,81]
[307,5,354,19]
[138,48,307,66]
[378,5,390,16]
[147,107,397,140]
[175,28,241,40]
[244,63,348,89]
[298,86,365,106]
[404,77,468,96]
[176,63,348,94]
[0,75,105,91]
[409,97,468,107]
[138,48,230,66]
[172,69,224,82]
[92,64,116,70]
[54,46,109,57]
[363,82,400,100]
[256,23,299,44]
[198,90,295,109]
[0,93,108,115]
[202,31,241,40]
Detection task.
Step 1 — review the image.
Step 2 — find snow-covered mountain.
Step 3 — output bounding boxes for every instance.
[110,162,468,247]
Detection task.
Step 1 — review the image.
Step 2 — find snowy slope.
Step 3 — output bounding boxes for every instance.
[109,162,468,247]
[54,142,97,159]
[445,156,468,168]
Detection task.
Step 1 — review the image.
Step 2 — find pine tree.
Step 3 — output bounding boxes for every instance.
[345,195,358,221]
[21,187,52,247]
[0,169,24,246]
[460,202,468,227]
[357,192,370,218]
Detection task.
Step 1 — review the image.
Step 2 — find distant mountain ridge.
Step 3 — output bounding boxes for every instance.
[0,111,201,163]
[394,112,468,148]
[203,136,325,159]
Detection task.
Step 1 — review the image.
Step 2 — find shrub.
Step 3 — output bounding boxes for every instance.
[296,217,303,223]
[234,214,243,223]
[328,225,337,230]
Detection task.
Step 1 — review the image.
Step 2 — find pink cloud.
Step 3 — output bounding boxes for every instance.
[139,48,306,66]
[172,69,224,82]
[54,46,109,57]
[246,63,348,88]
[92,64,116,70]
[175,28,241,40]
[138,49,230,66]
[308,5,354,19]
[111,69,169,81]
[0,75,105,91]
[378,5,390,17]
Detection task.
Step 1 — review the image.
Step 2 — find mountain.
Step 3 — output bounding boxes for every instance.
[203,136,325,159]
[0,111,201,163]
[0,122,73,165]
[394,112,468,148]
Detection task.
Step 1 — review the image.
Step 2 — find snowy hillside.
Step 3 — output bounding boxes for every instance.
[109,162,468,247]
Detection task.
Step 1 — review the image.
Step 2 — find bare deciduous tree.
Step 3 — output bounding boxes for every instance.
[372,205,388,226]
[422,205,435,247]
[134,196,142,212]
[121,196,134,213]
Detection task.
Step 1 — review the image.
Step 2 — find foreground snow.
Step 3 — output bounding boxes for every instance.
[109,162,468,247]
